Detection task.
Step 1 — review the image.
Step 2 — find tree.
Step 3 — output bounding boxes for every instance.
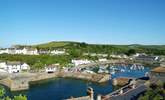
[0,86,5,98]
[138,95,149,100]
[0,86,27,100]
[13,95,27,100]
[125,49,136,56]
[138,82,165,100]
[32,62,44,71]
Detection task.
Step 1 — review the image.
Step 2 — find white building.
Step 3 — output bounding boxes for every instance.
[98,58,107,62]
[83,53,108,57]
[0,49,8,54]
[6,61,22,73]
[45,64,59,73]
[0,61,6,69]
[110,54,122,58]
[0,48,15,54]
[39,50,50,54]
[0,47,39,55]
[133,53,146,57]
[71,59,91,66]
[22,48,39,55]
[21,63,30,70]
[50,50,65,55]
[110,54,128,59]
[0,61,30,73]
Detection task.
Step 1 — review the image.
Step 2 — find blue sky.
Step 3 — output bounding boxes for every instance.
[0,0,165,47]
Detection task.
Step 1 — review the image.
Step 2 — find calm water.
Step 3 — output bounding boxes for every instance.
[6,78,113,100]
[4,66,150,100]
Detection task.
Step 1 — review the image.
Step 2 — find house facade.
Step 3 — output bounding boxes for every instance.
[22,48,39,55]
[50,50,65,55]
[0,49,8,54]
[6,61,22,73]
[71,59,91,66]
[0,61,30,73]
[45,64,59,73]
[135,55,160,64]
[98,58,108,62]
[0,48,39,55]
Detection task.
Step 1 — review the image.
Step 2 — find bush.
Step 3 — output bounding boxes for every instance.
[138,81,165,100]
[0,86,27,100]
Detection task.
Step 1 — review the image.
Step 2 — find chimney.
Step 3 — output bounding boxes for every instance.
[87,87,94,100]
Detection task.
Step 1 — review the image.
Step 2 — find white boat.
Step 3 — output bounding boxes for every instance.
[110,68,116,74]
[111,71,115,75]
[121,69,125,72]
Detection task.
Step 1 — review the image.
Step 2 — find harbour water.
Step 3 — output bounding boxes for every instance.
[5,78,113,100]
[4,66,150,100]
[110,65,150,79]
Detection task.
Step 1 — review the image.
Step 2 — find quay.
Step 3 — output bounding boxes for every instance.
[0,71,110,91]
[66,79,149,100]
[100,79,147,100]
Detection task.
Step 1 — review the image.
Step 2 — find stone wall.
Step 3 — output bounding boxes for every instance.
[10,79,29,91]
[0,72,110,91]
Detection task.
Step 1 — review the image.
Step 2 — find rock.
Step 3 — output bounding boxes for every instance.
[113,77,130,86]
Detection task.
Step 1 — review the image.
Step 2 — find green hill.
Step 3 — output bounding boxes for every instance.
[33,41,72,49]
[13,41,165,55]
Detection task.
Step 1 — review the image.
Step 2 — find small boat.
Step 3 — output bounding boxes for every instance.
[111,71,115,75]
[121,69,125,72]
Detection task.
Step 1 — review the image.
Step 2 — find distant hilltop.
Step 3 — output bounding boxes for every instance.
[12,41,165,49]
[13,41,79,49]
[9,41,165,55]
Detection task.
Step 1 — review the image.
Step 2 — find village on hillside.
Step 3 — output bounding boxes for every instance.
[0,44,165,100]
[0,46,164,74]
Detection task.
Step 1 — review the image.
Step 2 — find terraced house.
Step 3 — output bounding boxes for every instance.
[0,61,30,73]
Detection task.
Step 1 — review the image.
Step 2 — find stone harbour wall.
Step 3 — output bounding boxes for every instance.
[0,72,110,91]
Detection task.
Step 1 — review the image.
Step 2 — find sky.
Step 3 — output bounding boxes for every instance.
[0,0,165,47]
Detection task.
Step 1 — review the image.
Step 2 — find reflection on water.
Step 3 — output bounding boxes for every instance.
[6,78,113,100]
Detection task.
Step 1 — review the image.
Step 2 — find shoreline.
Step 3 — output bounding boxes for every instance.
[0,60,151,92]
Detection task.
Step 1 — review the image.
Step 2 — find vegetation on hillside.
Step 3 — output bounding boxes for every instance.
[138,81,165,100]
[1,41,165,70]
[14,41,165,55]
[0,54,99,70]
[0,54,72,69]
[0,86,27,100]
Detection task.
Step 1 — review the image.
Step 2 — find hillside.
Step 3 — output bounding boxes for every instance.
[13,41,165,55]
[33,41,74,49]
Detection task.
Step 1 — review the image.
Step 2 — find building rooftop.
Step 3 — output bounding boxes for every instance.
[151,66,165,73]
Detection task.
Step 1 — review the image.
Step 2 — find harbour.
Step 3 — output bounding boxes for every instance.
[1,65,150,100]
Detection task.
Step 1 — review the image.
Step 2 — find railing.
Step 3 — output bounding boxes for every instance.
[101,79,147,100]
